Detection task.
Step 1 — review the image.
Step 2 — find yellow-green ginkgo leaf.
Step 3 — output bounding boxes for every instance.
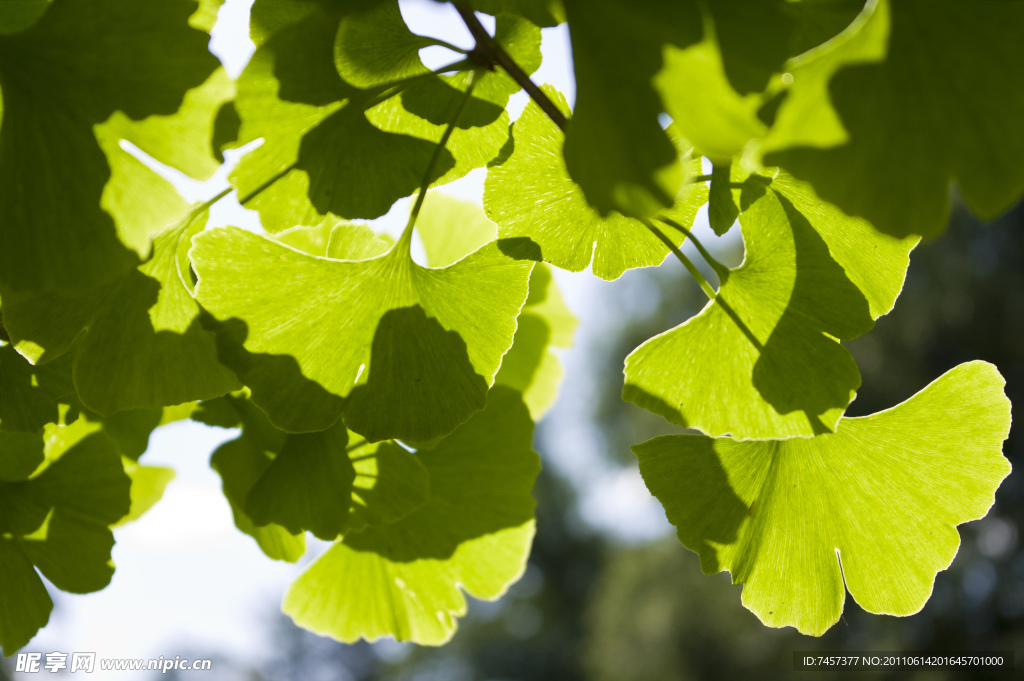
[202,393,429,560]
[634,361,1012,636]
[417,193,578,419]
[283,386,539,646]
[0,0,220,296]
[192,223,533,442]
[763,0,1024,238]
[72,214,242,415]
[624,170,917,440]
[231,1,526,232]
[484,87,708,281]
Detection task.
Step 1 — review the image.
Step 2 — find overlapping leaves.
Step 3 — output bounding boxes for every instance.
[230,0,539,231]
[192,213,533,442]
[484,87,708,281]
[635,361,1012,635]
[284,386,540,645]
[762,0,1024,238]
[0,0,233,365]
[624,170,917,440]
[0,0,223,299]
[0,426,130,655]
[560,0,863,216]
[416,194,577,418]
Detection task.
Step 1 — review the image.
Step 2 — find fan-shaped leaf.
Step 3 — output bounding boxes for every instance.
[763,0,1024,238]
[193,223,532,441]
[635,361,1012,636]
[624,170,917,439]
[231,1,532,231]
[485,88,707,280]
[283,387,539,646]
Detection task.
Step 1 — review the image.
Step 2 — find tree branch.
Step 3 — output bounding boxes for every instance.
[454,4,568,132]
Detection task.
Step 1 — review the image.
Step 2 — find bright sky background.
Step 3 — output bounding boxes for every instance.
[19,0,739,673]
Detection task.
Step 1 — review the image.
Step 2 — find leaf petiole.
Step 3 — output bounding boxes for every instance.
[400,70,480,248]
[641,218,717,300]
[454,4,567,132]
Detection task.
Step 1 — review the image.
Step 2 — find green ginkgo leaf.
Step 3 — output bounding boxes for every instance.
[202,394,304,562]
[763,0,1024,238]
[484,87,708,281]
[0,539,52,656]
[561,0,862,213]
[231,1,530,232]
[561,0,700,217]
[0,429,131,653]
[203,393,430,558]
[634,361,1012,636]
[0,0,233,366]
[115,460,176,527]
[192,223,532,441]
[417,193,578,418]
[0,345,75,433]
[624,170,917,439]
[246,421,355,541]
[72,214,241,415]
[0,0,220,296]
[283,386,539,646]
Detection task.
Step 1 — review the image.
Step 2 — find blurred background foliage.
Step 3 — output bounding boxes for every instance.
[3,194,1020,681]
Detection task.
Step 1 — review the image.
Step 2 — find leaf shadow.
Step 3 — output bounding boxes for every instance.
[636,434,749,575]
[73,269,240,415]
[692,176,871,433]
[200,313,347,433]
[400,76,506,129]
[345,386,536,562]
[345,305,489,444]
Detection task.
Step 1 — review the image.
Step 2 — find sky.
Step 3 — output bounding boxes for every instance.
[18,0,739,673]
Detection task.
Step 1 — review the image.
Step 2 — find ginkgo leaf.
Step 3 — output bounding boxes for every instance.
[115,460,175,526]
[283,387,539,646]
[0,345,75,433]
[204,393,429,557]
[0,539,52,656]
[212,435,307,563]
[246,421,355,541]
[333,0,435,89]
[624,170,917,440]
[561,0,701,218]
[0,429,131,653]
[202,394,305,562]
[763,0,1024,238]
[193,224,532,441]
[634,361,1012,636]
[231,1,527,232]
[561,0,863,212]
[72,214,241,415]
[417,193,578,418]
[0,0,220,296]
[484,88,708,281]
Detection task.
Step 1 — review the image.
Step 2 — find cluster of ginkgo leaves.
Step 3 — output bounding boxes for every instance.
[0,0,1021,654]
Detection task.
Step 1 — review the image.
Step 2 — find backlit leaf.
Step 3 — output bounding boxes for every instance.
[193,224,532,441]
[283,387,539,646]
[484,88,708,280]
[635,361,1012,635]
[624,170,916,439]
[763,0,1024,238]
